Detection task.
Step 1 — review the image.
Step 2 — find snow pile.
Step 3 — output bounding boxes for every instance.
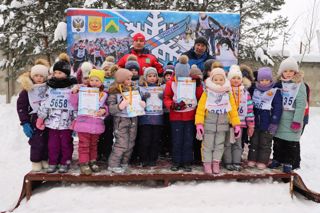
[0,95,319,212]
[255,47,275,66]
[53,22,67,42]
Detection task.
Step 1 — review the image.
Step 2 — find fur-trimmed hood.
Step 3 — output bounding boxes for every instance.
[16,72,34,91]
[280,71,303,83]
[240,64,254,89]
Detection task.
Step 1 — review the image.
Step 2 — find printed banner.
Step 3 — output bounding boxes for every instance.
[66,8,240,70]
[78,87,100,116]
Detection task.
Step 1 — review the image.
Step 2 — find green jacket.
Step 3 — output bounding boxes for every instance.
[275,79,307,142]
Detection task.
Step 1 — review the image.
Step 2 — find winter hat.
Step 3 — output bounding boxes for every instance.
[194,36,209,47]
[227,65,242,80]
[53,53,71,76]
[89,69,105,83]
[143,67,158,79]
[278,57,299,76]
[125,60,140,71]
[133,33,145,42]
[101,61,114,70]
[240,64,254,82]
[175,55,190,78]
[190,64,203,79]
[30,59,50,79]
[163,65,175,76]
[257,67,273,81]
[212,61,223,69]
[81,62,93,78]
[114,68,133,83]
[210,68,226,79]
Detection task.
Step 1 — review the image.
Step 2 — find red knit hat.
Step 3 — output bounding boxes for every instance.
[133,33,145,42]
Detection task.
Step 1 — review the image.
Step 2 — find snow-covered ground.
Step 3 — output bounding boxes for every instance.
[0,95,319,213]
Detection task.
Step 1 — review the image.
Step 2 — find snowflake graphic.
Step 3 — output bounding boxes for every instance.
[125,11,185,64]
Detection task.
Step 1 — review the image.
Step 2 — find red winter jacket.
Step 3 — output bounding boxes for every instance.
[163,77,203,121]
[117,48,163,76]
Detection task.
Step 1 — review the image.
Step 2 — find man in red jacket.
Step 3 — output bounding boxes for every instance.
[117,33,163,76]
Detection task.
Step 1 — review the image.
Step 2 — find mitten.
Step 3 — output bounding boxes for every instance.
[196,124,204,140]
[234,125,241,139]
[36,118,45,130]
[118,99,129,110]
[158,93,163,100]
[290,122,301,132]
[268,123,278,135]
[177,101,187,110]
[247,126,254,137]
[142,92,151,101]
[22,123,33,138]
[139,101,146,108]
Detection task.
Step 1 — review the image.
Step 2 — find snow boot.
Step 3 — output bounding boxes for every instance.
[80,163,92,175]
[89,161,100,173]
[268,160,281,169]
[108,166,125,174]
[170,163,180,172]
[225,164,235,171]
[283,164,293,173]
[203,162,212,174]
[247,161,256,168]
[256,163,266,170]
[212,160,221,174]
[47,165,58,173]
[233,164,242,171]
[41,161,49,169]
[58,165,69,173]
[121,164,129,171]
[31,162,42,172]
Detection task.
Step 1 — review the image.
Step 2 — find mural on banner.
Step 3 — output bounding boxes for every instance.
[66,9,240,71]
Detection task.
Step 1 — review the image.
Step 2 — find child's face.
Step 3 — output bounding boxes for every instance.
[89,76,102,88]
[123,76,132,86]
[82,77,90,86]
[53,70,67,79]
[282,70,295,79]
[259,79,271,86]
[32,74,45,84]
[230,76,242,87]
[164,73,172,81]
[130,69,139,77]
[104,69,112,77]
[212,74,225,86]
[146,73,157,84]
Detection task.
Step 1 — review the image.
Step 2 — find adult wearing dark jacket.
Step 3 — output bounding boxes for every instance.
[117,33,163,76]
[182,36,215,72]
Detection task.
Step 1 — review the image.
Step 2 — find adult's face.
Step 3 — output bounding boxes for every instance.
[194,43,207,56]
[133,39,145,51]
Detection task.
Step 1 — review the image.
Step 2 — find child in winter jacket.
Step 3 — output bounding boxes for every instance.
[164,55,203,172]
[70,69,108,175]
[270,57,307,173]
[223,65,255,171]
[138,67,164,167]
[36,53,77,173]
[107,68,146,173]
[17,59,50,172]
[248,67,283,170]
[195,68,240,174]
[76,61,93,85]
[125,55,140,86]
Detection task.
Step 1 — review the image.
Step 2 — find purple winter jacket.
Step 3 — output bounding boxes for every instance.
[17,90,38,126]
[70,90,108,134]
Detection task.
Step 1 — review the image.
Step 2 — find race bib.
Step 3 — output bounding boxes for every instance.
[45,88,73,110]
[177,77,197,108]
[103,78,115,91]
[282,82,300,111]
[145,87,163,114]
[28,84,47,114]
[78,87,99,116]
[238,89,248,121]
[205,91,231,114]
[252,88,277,110]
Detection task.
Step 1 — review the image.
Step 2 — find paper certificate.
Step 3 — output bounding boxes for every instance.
[78,87,100,116]
[177,77,197,107]
[123,90,145,117]
[145,87,163,114]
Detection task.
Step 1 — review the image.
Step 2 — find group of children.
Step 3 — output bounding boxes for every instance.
[17,52,307,175]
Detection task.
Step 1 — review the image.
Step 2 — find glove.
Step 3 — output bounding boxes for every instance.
[171,101,187,111]
[234,126,241,139]
[247,126,254,138]
[290,122,301,132]
[36,118,45,130]
[158,93,163,100]
[268,123,278,136]
[139,101,146,108]
[196,124,204,140]
[142,92,151,101]
[118,99,129,110]
[22,123,33,138]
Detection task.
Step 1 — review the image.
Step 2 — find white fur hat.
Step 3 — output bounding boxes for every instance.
[30,64,49,79]
[227,65,242,80]
[81,62,93,78]
[278,57,299,76]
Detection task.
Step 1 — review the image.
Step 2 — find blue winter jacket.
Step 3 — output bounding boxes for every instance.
[253,84,283,131]
[182,48,215,71]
